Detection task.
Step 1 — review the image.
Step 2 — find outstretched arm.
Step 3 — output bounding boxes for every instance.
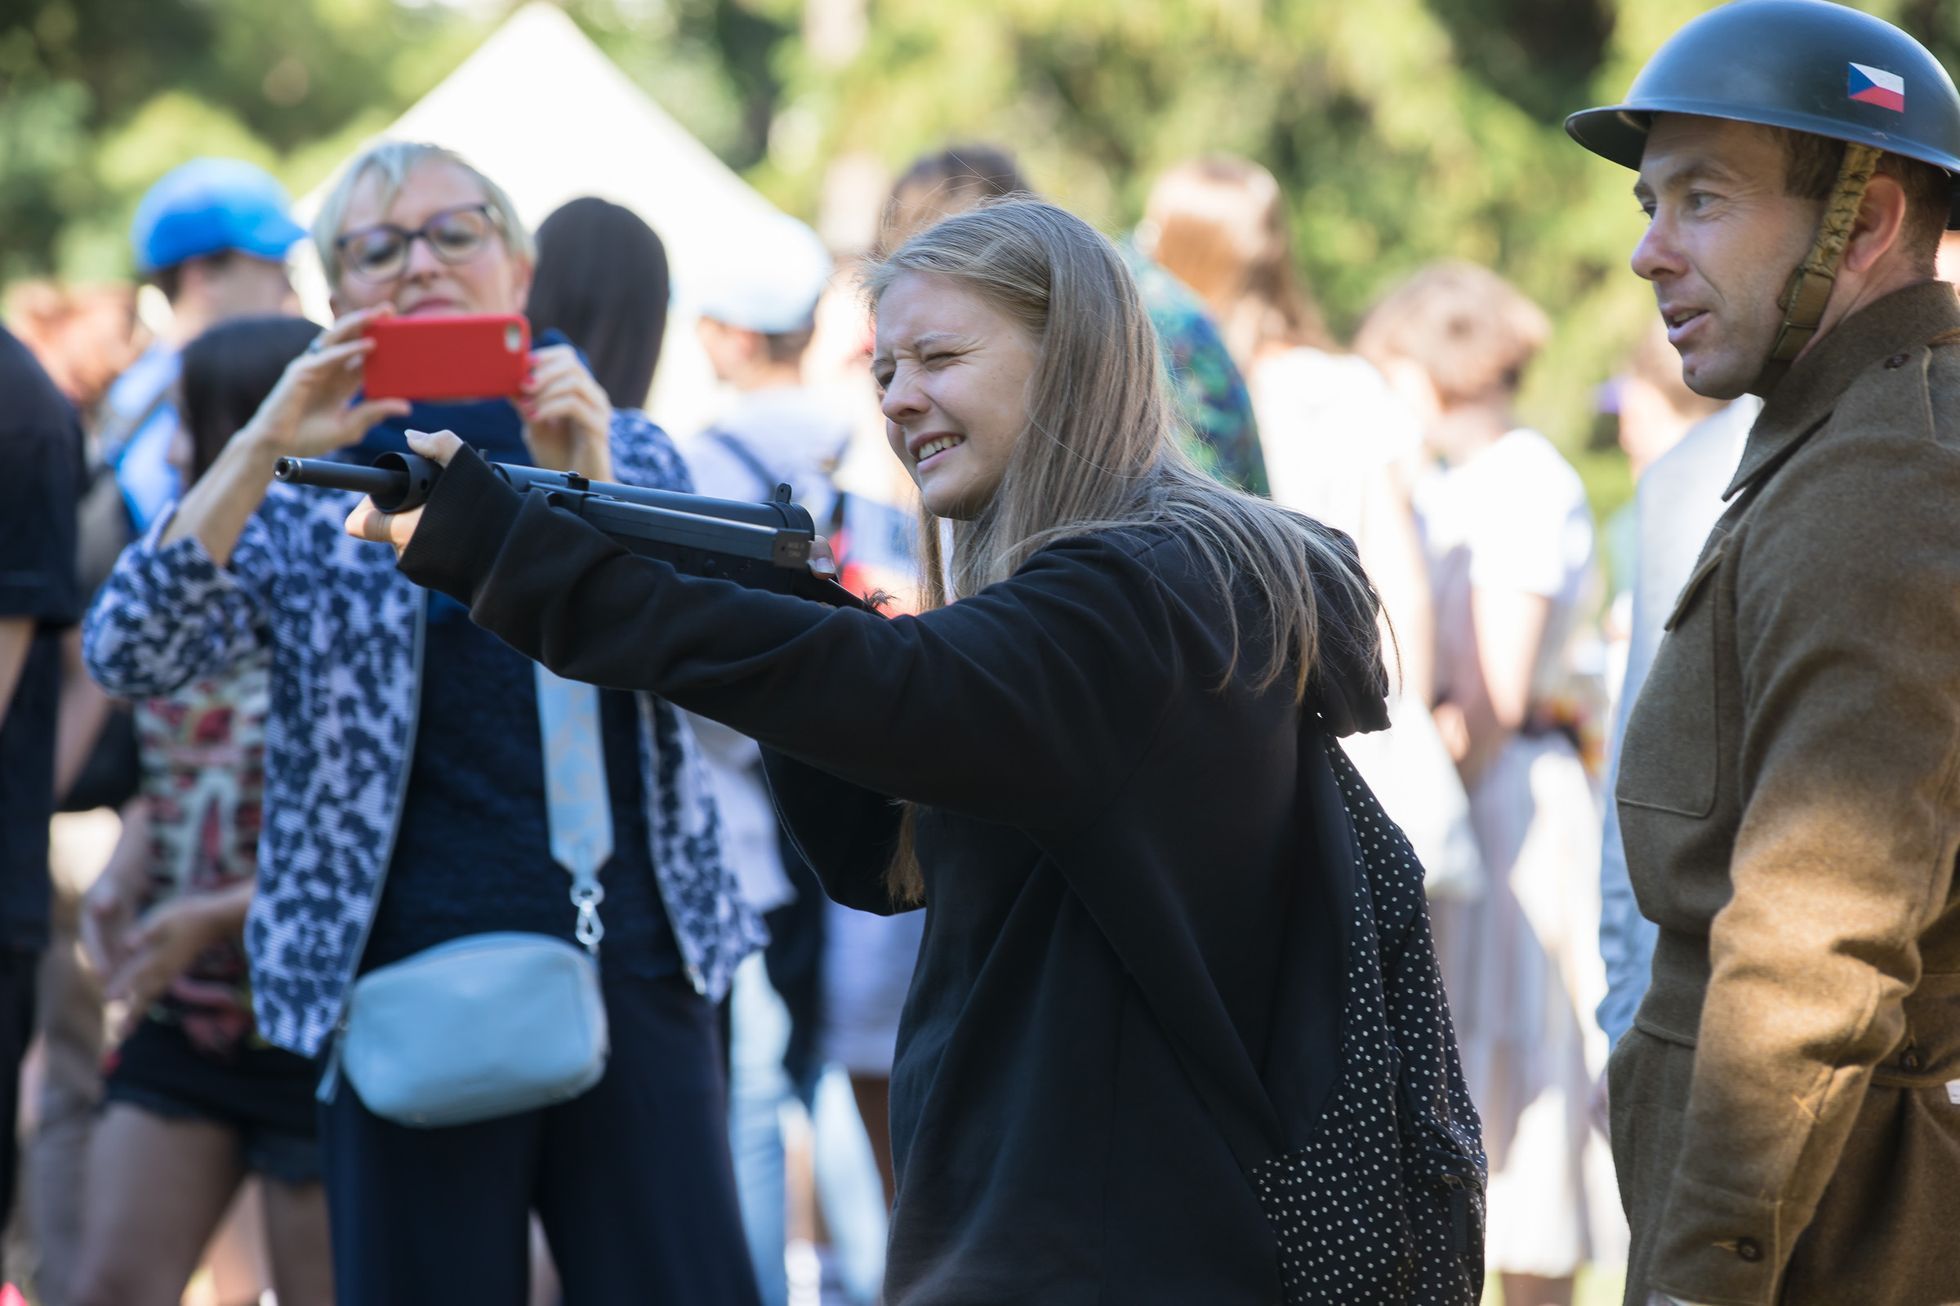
[354,434,1191,839]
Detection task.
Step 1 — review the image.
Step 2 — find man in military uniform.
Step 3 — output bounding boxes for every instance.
[1566,2,1960,1304]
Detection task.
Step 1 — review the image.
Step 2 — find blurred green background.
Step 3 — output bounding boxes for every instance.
[6,0,1958,523]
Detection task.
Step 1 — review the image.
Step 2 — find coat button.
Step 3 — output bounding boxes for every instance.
[1736,1237,1764,1262]
[1885,352,1910,368]
[1901,1048,1925,1071]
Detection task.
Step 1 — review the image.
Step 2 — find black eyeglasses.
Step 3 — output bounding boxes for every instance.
[335,203,500,283]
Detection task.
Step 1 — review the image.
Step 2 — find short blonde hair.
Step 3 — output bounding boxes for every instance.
[1355,260,1549,406]
[311,141,534,287]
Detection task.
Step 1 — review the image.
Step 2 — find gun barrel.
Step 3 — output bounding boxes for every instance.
[272,452,439,512]
[272,457,402,496]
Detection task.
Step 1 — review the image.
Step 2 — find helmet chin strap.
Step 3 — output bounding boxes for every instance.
[1755,142,1883,392]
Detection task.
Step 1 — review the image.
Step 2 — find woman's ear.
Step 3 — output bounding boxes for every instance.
[1843,172,1910,274]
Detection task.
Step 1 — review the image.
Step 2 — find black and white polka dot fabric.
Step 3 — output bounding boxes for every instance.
[1251,736,1487,1304]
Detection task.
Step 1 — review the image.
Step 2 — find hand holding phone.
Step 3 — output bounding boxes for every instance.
[363,313,531,401]
[519,343,614,480]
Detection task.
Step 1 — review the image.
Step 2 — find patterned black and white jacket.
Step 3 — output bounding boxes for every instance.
[83,410,764,1057]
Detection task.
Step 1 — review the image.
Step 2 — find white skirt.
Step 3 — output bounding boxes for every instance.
[1430,732,1627,1276]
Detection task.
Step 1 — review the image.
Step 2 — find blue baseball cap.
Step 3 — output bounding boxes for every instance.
[131,158,308,274]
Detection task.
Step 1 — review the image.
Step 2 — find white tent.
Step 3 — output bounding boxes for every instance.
[299,2,792,433]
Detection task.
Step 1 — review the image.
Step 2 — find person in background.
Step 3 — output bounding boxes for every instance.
[1594,328,1752,1065]
[69,316,332,1306]
[0,322,84,1287]
[63,161,297,821]
[514,190,679,1306]
[1140,154,1481,901]
[21,167,306,1304]
[686,212,848,519]
[527,196,671,410]
[1597,327,1729,661]
[680,211,881,1306]
[84,139,761,1305]
[879,145,1268,495]
[694,219,921,1293]
[1358,261,1619,1306]
[102,160,304,535]
[4,283,144,423]
[792,248,934,1303]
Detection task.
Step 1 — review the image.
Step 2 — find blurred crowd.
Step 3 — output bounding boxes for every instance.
[2,130,1748,1306]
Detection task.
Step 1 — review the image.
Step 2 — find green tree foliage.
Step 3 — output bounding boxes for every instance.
[750,0,1649,492]
[749,0,1960,509]
[11,0,1960,512]
[0,0,478,283]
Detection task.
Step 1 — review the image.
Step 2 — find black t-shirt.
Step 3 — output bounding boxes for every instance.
[0,327,83,952]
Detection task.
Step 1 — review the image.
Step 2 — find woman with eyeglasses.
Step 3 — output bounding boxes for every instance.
[82,141,763,1304]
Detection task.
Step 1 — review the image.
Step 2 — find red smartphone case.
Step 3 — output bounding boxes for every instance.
[363,314,531,401]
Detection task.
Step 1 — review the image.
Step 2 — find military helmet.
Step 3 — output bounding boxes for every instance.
[1566,0,1960,226]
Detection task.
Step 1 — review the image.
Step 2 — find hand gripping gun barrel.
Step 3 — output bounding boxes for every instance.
[273,450,872,610]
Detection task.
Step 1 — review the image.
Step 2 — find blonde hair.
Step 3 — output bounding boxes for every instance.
[312,141,534,287]
[866,199,1380,899]
[1353,260,1549,407]
[1141,155,1331,363]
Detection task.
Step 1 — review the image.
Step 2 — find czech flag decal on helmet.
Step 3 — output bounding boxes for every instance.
[1849,62,1906,113]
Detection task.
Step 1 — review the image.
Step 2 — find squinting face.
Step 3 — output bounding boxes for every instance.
[330,160,531,318]
[873,271,1039,519]
[1631,115,1822,399]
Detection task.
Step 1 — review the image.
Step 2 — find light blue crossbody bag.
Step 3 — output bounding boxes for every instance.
[327,929,609,1128]
[317,803,612,1128]
[318,666,619,1128]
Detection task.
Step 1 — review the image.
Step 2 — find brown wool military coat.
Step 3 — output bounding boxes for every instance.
[1612,279,1960,1306]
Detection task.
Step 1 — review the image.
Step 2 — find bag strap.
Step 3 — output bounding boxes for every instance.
[705,429,786,502]
[711,427,864,582]
[93,368,176,469]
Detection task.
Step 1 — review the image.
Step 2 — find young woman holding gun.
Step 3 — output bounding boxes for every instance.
[347,199,1478,1303]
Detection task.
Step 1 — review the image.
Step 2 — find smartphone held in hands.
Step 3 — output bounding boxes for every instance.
[363,313,530,401]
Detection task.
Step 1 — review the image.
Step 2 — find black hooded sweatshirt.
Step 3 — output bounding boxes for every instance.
[399,446,1389,1305]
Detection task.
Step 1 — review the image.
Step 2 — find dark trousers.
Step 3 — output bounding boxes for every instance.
[320,971,762,1306]
[0,947,38,1285]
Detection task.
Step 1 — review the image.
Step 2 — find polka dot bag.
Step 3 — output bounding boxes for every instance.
[1246,735,1487,1303]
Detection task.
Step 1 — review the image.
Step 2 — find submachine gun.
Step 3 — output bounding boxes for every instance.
[272,450,871,610]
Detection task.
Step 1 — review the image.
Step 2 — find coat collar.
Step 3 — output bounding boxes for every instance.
[1725,279,1960,500]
